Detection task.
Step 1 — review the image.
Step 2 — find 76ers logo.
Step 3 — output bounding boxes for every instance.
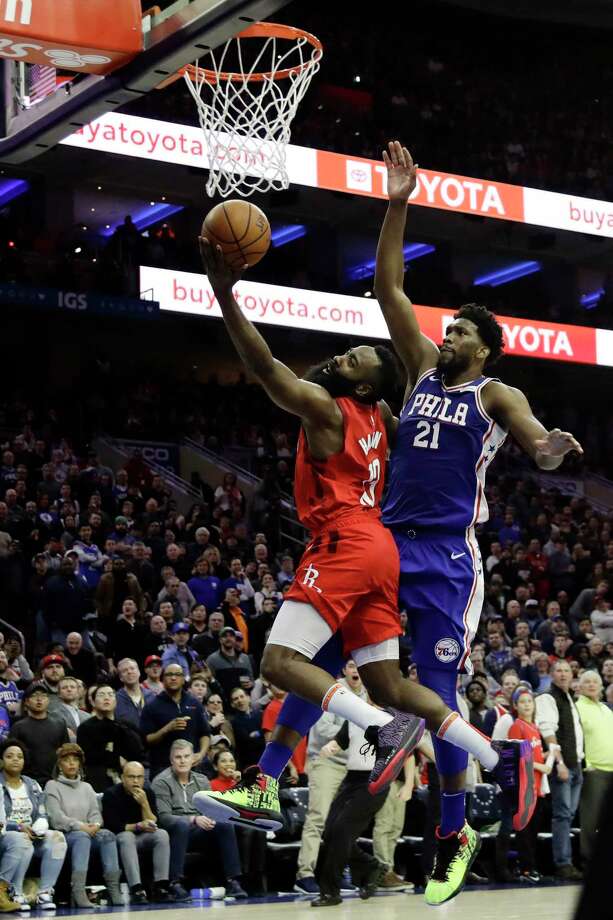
[434,638,461,663]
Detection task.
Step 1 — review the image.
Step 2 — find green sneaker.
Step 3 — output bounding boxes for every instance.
[424,823,481,906]
[193,766,283,832]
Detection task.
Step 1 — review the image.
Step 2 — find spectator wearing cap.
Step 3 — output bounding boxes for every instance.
[206,628,254,696]
[535,660,584,880]
[220,588,249,651]
[142,656,164,695]
[41,556,90,645]
[192,610,225,660]
[523,598,542,633]
[156,575,196,621]
[575,670,613,862]
[95,558,144,630]
[108,516,136,554]
[77,686,144,792]
[109,598,147,670]
[116,659,156,731]
[161,624,203,681]
[140,665,211,778]
[187,558,222,611]
[38,654,68,721]
[63,632,98,687]
[9,685,69,786]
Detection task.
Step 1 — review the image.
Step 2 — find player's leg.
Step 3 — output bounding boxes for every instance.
[193,602,421,830]
[258,631,346,780]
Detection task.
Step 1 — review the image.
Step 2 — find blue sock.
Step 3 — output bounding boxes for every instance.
[258,741,293,780]
[440,791,466,836]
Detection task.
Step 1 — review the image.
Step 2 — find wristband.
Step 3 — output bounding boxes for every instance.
[135,822,141,833]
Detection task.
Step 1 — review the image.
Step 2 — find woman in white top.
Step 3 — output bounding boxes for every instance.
[0,740,67,910]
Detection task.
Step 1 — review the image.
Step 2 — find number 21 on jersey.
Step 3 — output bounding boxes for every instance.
[360,457,381,507]
[413,420,440,449]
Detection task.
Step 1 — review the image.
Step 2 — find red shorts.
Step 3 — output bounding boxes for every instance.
[285,514,401,656]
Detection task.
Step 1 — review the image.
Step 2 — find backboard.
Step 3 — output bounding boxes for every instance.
[0,0,292,164]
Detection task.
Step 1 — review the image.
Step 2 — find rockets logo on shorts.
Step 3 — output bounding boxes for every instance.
[434,637,461,663]
[302,563,322,593]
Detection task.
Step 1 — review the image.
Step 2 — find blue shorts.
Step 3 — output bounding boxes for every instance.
[392,528,484,673]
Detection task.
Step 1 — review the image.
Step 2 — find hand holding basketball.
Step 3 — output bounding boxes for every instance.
[202,199,271,270]
[382,141,418,201]
[199,236,247,291]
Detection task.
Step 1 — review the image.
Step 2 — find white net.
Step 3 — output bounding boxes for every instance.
[184,25,322,198]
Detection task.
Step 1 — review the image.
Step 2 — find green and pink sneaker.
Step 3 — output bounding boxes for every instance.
[193,766,283,832]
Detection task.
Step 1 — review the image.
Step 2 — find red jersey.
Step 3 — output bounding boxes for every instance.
[508,718,546,796]
[294,397,388,533]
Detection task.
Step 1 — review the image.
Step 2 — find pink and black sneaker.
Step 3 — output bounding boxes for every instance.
[491,739,536,831]
[366,709,425,795]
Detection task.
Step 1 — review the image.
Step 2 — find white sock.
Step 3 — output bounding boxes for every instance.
[437,712,499,770]
[321,682,393,731]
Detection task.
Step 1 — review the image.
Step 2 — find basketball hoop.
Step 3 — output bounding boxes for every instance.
[158,23,322,198]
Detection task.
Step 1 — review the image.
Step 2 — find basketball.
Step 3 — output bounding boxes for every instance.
[202,200,271,270]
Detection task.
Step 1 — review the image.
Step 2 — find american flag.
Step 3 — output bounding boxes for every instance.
[26,64,58,106]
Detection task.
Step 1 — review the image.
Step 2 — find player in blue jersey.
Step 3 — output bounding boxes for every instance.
[374,141,583,904]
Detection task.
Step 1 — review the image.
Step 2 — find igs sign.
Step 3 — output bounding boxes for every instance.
[0,0,142,73]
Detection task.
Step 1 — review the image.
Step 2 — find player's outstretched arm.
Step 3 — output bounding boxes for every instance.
[487,383,583,470]
[374,141,439,381]
[199,238,340,426]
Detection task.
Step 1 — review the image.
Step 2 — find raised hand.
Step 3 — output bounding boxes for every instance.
[535,428,583,458]
[199,236,247,293]
[382,140,418,201]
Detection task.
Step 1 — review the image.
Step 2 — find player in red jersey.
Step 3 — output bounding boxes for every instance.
[194,240,535,864]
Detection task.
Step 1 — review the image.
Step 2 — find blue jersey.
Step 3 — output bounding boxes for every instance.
[382,370,507,534]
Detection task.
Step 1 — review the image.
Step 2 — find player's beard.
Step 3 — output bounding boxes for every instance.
[436,348,472,377]
[303,359,357,398]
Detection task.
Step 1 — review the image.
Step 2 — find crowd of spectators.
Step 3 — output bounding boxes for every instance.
[0,374,611,901]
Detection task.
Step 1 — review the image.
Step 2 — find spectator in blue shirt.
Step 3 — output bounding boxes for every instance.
[498,511,522,546]
[140,665,210,777]
[187,559,222,611]
[161,624,204,681]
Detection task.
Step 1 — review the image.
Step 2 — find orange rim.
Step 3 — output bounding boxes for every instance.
[183,22,322,84]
